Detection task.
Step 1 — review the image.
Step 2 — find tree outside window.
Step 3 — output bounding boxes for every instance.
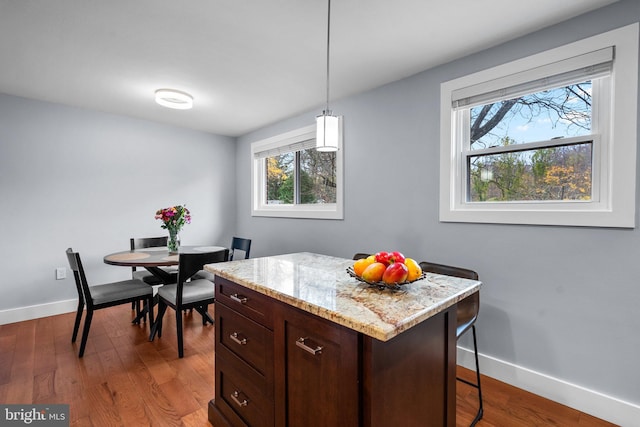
[266,150,336,205]
[467,81,594,202]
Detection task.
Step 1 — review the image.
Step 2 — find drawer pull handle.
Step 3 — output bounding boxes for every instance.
[231,390,249,407]
[296,337,323,355]
[230,332,247,345]
[230,293,248,304]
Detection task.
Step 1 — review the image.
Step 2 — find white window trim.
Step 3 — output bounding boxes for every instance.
[439,23,638,228]
[251,122,344,219]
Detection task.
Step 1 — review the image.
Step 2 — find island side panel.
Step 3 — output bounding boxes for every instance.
[361,306,457,427]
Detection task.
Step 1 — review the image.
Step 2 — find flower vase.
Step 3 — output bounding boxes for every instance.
[168,229,180,254]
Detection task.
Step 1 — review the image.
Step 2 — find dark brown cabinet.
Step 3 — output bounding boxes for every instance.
[209,275,458,427]
[212,277,274,427]
[273,303,359,427]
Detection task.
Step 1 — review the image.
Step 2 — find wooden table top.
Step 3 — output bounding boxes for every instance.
[104,245,226,267]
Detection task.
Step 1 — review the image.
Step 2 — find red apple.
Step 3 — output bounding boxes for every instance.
[382,262,409,284]
[375,251,391,266]
[389,251,405,264]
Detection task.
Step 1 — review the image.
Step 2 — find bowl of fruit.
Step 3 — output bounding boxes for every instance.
[347,251,425,290]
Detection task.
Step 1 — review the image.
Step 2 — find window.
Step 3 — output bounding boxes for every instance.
[440,24,638,227]
[251,122,343,219]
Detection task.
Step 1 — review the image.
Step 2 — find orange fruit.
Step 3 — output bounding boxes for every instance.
[404,258,422,281]
[361,262,386,283]
[353,257,374,276]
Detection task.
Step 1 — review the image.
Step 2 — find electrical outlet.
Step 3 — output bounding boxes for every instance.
[55,267,66,280]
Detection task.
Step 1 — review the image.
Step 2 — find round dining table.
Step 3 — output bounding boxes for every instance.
[104,245,226,283]
[104,245,227,323]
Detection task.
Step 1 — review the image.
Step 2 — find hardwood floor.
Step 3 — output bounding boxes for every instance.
[0,305,618,426]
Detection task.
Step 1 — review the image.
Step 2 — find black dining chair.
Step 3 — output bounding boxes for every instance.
[419,261,483,426]
[149,249,229,358]
[66,248,155,358]
[129,236,178,318]
[130,236,178,285]
[191,237,251,282]
[229,236,251,261]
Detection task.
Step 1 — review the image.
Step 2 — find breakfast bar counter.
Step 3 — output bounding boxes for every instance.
[204,252,481,427]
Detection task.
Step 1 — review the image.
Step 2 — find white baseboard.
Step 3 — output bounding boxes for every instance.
[457,346,640,427]
[0,299,77,325]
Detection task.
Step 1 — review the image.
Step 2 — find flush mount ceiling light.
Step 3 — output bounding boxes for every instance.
[316,0,339,152]
[155,89,193,110]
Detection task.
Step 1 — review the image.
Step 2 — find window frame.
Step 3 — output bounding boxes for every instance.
[251,122,344,219]
[439,23,638,228]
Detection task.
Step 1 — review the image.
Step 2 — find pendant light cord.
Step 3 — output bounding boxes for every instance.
[325,0,331,114]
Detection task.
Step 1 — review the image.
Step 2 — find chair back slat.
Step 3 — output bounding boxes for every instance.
[419,261,480,334]
[130,236,168,250]
[176,249,229,307]
[230,237,251,261]
[419,261,478,281]
[66,248,93,308]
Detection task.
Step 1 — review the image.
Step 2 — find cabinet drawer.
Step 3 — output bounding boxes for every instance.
[216,276,273,328]
[218,358,273,427]
[216,341,272,399]
[217,303,273,378]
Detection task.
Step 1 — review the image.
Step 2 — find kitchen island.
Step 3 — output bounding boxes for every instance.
[204,252,481,427]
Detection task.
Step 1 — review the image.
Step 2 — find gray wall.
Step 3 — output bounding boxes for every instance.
[0,93,236,311]
[236,1,640,406]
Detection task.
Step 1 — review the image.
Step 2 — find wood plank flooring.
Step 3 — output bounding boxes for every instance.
[0,304,618,426]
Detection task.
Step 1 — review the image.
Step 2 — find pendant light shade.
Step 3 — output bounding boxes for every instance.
[316,111,339,151]
[316,0,340,152]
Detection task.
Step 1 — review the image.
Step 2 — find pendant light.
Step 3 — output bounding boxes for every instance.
[316,0,339,152]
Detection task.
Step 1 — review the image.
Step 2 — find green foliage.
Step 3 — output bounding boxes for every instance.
[266,157,290,201]
[265,149,336,205]
[469,138,592,202]
[278,175,294,203]
[298,170,317,203]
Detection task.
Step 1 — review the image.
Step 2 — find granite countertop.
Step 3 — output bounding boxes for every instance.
[204,252,482,342]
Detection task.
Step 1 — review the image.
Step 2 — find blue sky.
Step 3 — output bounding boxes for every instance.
[472,83,592,148]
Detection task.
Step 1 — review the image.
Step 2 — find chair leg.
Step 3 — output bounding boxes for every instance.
[470,325,483,426]
[456,325,483,426]
[195,305,214,325]
[176,310,184,358]
[71,300,84,343]
[146,296,155,327]
[139,300,146,323]
[78,309,93,358]
[150,302,167,341]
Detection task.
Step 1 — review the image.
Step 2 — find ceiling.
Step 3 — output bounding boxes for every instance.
[0,0,618,137]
